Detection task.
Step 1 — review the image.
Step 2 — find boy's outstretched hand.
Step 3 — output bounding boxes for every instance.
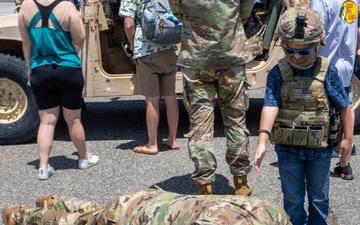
[254,145,267,172]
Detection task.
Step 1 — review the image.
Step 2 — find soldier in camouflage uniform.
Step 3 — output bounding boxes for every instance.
[169,0,255,196]
[2,188,292,225]
[254,6,353,225]
[119,0,180,155]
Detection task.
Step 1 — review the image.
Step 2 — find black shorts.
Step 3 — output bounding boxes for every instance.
[30,65,84,110]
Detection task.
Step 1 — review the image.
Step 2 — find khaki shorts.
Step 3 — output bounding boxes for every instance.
[135,49,177,97]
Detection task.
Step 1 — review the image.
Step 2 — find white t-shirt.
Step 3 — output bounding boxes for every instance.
[311,0,358,87]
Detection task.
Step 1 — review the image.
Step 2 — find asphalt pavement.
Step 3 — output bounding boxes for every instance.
[0,2,359,225]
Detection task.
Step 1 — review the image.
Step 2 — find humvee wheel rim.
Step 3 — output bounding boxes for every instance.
[0,78,28,124]
[352,76,360,110]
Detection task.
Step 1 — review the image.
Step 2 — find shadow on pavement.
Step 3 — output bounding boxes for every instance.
[152,173,234,195]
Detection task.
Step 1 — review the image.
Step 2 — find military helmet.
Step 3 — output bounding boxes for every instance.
[277,6,326,45]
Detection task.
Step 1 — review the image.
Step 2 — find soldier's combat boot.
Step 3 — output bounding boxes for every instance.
[2,205,32,225]
[234,175,252,196]
[2,205,20,225]
[35,195,54,209]
[196,183,213,195]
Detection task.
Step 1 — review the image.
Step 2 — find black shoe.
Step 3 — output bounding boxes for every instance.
[352,144,356,156]
[333,163,354,180]
[121,42,135,64]
[121,42,133,57]
[331,144,356,158]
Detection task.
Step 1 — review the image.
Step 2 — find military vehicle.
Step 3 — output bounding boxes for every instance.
[0,0,359,145]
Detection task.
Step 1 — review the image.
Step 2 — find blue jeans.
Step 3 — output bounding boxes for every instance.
[277,154,331,225]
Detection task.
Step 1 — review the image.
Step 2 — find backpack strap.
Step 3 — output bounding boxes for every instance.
[154,0,170,12]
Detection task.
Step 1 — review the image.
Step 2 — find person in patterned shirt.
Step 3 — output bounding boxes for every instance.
[119,0,180,155]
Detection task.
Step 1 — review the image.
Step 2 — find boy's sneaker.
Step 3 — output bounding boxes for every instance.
[38,165,55,180]
[333,162,354,180]
[79,152,99,169]
[331,144,356,158]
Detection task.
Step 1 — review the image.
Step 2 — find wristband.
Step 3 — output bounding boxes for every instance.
[258,129,271,136]
[258,129,273,144]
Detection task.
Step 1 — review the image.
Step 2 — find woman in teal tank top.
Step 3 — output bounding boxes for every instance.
[18,0,99,180]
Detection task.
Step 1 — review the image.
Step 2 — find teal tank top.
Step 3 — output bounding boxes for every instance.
[28,0,81,70]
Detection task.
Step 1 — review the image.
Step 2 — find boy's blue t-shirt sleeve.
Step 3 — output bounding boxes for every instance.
[264,65,282,107]
[324,63,350,110]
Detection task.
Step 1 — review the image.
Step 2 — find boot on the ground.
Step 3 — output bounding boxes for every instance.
[196,183,213,195]
[35,195,54,209]
[234,175,252,196]
[2,205,33,225]
[2,205,20,225]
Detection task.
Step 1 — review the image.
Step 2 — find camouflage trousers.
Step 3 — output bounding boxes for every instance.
[10,189,292,225]
[182,65,252,185]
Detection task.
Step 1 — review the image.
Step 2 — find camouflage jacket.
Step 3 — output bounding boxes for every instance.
[119,0,177,59]
[102,188,292,225]
[169,0,255,69]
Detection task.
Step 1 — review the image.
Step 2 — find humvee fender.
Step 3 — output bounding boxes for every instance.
[0,0,359,144]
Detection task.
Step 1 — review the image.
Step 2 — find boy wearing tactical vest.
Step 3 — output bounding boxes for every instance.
[254,6,353,225]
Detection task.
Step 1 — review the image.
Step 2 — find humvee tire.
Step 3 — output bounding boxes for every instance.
[0,53,39,145]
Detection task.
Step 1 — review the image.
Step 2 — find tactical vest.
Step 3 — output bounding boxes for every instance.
[271,57,332,148]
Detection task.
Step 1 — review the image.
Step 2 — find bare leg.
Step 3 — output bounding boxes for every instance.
[37,107,60,169]
[341,107,356,165]
[144,96,160,153]
[62,107,87,159]
[350,107,355,157]
[351,107,355,147]
[163,95,180,149]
